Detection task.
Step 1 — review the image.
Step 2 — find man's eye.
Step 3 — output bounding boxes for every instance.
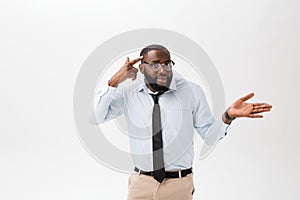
[151,64,159,68]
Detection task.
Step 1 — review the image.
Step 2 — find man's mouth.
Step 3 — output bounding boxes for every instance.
[156,76,167,85]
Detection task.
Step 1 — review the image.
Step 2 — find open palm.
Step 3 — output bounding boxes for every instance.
[228,93,272,118]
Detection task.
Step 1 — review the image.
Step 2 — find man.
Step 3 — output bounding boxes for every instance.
[92,44,272,200]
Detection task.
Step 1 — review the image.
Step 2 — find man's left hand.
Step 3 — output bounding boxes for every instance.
[227,92,272,119]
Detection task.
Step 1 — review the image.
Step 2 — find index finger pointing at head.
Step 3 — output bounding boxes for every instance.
[128,56,143,66]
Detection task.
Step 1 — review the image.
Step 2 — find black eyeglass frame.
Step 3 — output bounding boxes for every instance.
[142,60,175,72]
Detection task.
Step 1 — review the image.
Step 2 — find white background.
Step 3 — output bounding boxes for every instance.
[1,0,299,199]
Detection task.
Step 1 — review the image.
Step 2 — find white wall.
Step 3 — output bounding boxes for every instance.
[1,0,299,199]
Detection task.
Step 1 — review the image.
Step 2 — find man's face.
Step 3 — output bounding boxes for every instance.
[140,49,173,92]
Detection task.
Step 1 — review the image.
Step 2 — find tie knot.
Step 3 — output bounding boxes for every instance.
[150,89,169,104]
[151,94,159,104]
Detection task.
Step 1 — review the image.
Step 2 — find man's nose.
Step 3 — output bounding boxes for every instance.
[158,66,167,74]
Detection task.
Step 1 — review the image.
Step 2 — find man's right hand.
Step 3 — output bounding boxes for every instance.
[108,56,143,87]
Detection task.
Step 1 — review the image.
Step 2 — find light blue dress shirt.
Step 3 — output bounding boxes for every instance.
[93,74,229,171]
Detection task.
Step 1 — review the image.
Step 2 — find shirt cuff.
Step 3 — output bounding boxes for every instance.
[98,84,117,96]
[221,120,231,137]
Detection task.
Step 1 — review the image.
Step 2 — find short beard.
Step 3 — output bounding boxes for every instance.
[146,82,169,93]
[144,72,172,93]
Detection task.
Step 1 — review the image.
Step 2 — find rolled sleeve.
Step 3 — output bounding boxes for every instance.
[90,84,124,125]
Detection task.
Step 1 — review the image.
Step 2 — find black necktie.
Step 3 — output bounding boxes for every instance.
[150,92,166,183]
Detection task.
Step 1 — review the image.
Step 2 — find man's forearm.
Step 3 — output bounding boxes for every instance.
[108,76,121,87]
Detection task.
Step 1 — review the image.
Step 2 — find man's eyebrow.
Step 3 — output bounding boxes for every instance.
[149,59,171,63]
[150,60,160,63]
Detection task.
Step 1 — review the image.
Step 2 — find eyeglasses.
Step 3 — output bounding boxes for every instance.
[142,60,175,72]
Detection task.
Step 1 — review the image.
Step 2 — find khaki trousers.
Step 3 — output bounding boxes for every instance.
[127,172,195,200]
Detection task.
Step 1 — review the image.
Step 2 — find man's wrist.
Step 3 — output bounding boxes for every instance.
[223,108,236,124]
[108,78,119,87]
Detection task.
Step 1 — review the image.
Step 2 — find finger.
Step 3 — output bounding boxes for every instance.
[252,108,272,113]
[125,57,130,64]
[129,67,138,73]
[240,92,255,102]
[252,104,273,112]
[128,68,138,75]
[128,56,143,65]
[253,103,272,108]
[248,114,263,118]
[253,103,265,106]
[128,71,137,80]
[131,73,137,81]
[252,106,272,111]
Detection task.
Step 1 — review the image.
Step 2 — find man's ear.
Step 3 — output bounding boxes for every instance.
[139,64,144,74]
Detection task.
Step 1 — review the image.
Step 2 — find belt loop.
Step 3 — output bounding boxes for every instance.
[178,170,182,178]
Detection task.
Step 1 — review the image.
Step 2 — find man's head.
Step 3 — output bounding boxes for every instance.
[139,44,174,92]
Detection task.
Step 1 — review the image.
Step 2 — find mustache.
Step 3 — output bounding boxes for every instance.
[157,75,167,78]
